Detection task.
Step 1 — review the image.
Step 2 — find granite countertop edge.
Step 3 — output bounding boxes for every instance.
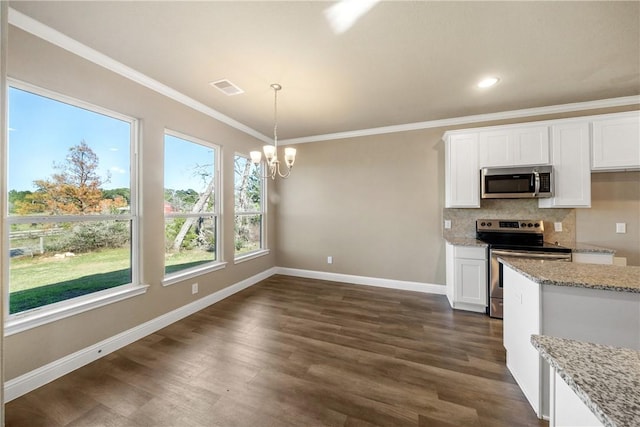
[443,237,488,247]
[531,336,614,427]
[572,243,616,254]
[498,257,640,294]
[530,335,640,427]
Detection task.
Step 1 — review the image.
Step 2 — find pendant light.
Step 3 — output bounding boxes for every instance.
[250,84,296,179]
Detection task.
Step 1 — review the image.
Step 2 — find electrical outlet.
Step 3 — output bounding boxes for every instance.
[554,222,563,232]
[616,223,626,234]
[191,283,198,294]
[327,256,333,264]
[444,219,451,229]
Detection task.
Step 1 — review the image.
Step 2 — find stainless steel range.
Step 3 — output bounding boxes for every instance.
[476,219,572,318]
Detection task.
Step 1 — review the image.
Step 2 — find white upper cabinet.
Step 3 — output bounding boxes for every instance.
[539,122,591,208]
[479,126,550,167]
[591,112,640,171]
[445,133,480,208]
[443,111,638,209]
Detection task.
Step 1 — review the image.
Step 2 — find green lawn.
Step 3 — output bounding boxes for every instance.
[164,250,215,274]
[10,248,131,314]
[10,247,215,314]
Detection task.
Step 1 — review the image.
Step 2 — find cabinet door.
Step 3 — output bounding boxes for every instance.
[453,258,487,306]
[591,113,640,171]
[478,130,511,167]
[445,133,480,208]
[445,243,455,307]
[512,126,550,166]
[479,126,549,167]
[539,122,590,208]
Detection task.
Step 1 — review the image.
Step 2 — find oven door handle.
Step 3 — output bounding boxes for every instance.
[491,249,571,260]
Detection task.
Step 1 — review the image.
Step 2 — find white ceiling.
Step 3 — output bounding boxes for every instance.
[8,1,640,142]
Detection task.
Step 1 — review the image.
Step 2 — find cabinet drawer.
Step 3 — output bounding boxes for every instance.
[454,246,487,260]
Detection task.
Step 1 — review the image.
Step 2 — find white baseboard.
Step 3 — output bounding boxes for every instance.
[276,267,446,295]
[4,267,277,402]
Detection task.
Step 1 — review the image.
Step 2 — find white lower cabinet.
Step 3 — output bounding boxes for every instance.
[445,243,487,312]
[550,370,603,427]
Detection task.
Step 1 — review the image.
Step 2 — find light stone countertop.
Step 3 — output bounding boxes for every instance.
[444,237,488,247]
[572,243,616,254]
[531,335,640,427]
[499,258,640,293]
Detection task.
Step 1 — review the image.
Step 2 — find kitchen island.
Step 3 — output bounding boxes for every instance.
[531,335,639,427]
[499,258,639,419]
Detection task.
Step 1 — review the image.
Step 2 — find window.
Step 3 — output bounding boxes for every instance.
[234,154,265,259]
[164,131,221,280]
[6,82,138,316]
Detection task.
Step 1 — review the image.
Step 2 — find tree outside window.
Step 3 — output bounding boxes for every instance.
[234,154,264,257]
[6,84,135,315]
[164,132,220,276]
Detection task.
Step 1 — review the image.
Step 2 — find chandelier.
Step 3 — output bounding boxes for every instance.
[250,84,296,179]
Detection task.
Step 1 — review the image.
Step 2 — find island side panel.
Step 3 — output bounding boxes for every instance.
[503,265,542,417]
[541,285,640,349]
[540,284,640,419]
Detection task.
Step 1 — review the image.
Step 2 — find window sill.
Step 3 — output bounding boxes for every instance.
[5,284,149,336]
[234,249,270,264]
[162,261,227,287]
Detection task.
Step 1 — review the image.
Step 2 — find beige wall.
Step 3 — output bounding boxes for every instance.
[276,107,640,288]
[4,26,276,380]
[275,129,447,285]
[576,172,640,266]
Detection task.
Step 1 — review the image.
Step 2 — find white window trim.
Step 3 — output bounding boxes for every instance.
[4,80,142,328]
[162,261,227,287]
[163,129,222,282]
[233,248,270,265]
[5,284,149,336]
[234,153,267,261]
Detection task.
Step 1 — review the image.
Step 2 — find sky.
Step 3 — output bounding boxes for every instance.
[8,86,214,193]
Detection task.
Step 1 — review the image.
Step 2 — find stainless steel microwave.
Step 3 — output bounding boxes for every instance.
[481,166,553,199]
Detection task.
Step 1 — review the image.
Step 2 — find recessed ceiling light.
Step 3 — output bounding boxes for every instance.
[210,79,244,96]
[477,77,500,88]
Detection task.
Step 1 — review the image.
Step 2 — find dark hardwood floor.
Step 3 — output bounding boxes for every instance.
[5,275,547,427]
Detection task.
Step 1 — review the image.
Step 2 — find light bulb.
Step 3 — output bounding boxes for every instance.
[263,145,276,162]
[250,151,262,164]
[284,147,296,166]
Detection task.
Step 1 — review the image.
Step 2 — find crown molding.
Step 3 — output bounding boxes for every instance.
[9,8,639,147]
[280,95,640,145]
[7,8,272,144]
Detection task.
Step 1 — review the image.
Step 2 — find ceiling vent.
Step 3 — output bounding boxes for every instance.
[209,79,244,96]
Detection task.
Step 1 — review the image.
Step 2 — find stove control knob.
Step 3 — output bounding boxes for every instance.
[481,222,486,227]
[528,223,533,227]
[534,223,540,228]
[487,222,492,227]
[521,222,526,228]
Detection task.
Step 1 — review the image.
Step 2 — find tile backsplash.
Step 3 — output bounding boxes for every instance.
[443,199,576,247]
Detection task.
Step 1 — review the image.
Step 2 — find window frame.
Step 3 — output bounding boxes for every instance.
[3,79,147,335]
[162,129,225,287]
[233,152,269,263]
